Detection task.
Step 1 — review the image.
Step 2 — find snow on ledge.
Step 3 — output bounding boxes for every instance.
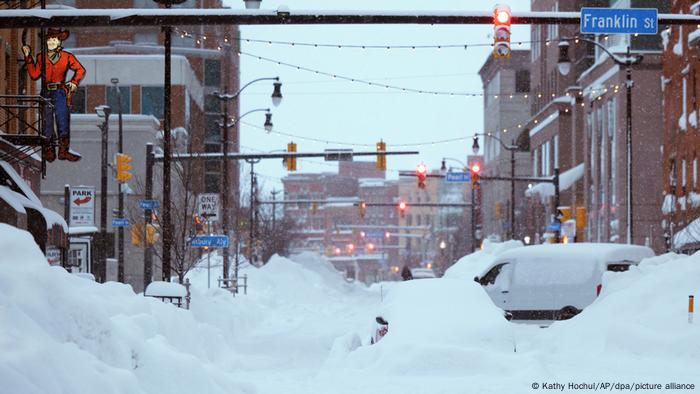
[529,112,559,138]
[525,163,584,203]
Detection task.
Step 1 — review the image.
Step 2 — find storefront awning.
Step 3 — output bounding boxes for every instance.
[525,163,584,203]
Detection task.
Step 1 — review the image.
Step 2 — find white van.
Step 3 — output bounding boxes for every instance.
[473,243,654,322]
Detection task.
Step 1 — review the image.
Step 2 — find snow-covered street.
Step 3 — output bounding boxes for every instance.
[2,224,700,393]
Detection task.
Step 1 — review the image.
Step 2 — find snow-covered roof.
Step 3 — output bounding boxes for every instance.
[0,161,68,231]
[494,243,654,269]
[525,163,584,202]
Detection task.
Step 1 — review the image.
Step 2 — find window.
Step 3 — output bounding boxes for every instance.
[204,59,221,87]
[204,161,221,193]
[69,86,86,114]
[134,30,158,45]
[141,86,164,119]
[532,147,539,176]
[106,86,131,114]
[694,156,698,189]
[682,159,687,190]
[608,99,617,205]
[205,95,220,113]
[205,114,221,144]
[515,70,530,93]
[479,263,509,286]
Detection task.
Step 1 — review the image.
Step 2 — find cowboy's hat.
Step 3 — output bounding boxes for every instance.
[46,28,69,41]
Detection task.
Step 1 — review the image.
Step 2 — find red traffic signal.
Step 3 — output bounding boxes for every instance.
[493,4,512,59]
[398,201,407,218]
[471,163,481,174]
[470,163,481,185]
[416,163,428,189]
[493,4,511,24]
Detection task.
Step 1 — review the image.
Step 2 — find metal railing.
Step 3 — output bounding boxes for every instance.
[0,94,53,176]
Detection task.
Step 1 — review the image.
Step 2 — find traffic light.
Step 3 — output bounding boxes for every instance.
[367,242,375,252]
[470,163,481,186]
[115,153,133,183]
[398,201,407,218]
[359,200,367,218]
[376,140,386,171]
[347,243,355,254]
[286,142,297,171]
[194,214,204,234]
[146,223,158,245]
[493,4,512,59]
[131,224,143,246]
[385,231,391,239]
[416,163,428,189]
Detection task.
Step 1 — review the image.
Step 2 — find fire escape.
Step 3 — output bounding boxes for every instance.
[0,0,52,177]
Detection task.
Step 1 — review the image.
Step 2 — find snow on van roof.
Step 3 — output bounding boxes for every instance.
[496,243,654,264]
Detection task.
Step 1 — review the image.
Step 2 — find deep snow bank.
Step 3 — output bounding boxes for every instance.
[0,224,252,394]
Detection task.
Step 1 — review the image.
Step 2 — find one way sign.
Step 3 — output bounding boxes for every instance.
[197,193,220,222]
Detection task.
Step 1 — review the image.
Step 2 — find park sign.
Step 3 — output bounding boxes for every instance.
[197,193,220,221]
[69,186,95,226]
[580,7,658,35]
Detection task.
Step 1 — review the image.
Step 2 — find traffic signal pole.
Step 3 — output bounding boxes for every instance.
[144,143,154,290]
[115,82,125,283]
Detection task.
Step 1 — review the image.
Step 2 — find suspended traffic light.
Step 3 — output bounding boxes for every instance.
[376,140,387,171]
[286,141,297,171]
[398,201,407,218]
[359,200,367,218]
[115,153,133,183]
[367,242,375,252]
[493,4,512,59]
[416,163,428,189]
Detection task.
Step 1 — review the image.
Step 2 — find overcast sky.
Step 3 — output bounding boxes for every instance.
[225,0,531,195]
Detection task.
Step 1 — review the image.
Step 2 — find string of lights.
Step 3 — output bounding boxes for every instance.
[173,26,539,51]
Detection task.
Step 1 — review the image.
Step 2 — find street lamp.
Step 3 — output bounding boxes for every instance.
[558,38,643,244]
[95,104,111,283]
[212,76,281,284]
[472,133,523,240]
[110,77,126,283]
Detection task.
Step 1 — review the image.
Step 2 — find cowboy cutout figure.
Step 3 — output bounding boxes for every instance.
[22,28,85,162]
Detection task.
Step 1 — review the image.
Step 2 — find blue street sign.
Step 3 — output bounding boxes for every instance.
[366,230,384,239]
[547,222,562,232]
[191,235,230,248]
[112,218,130,227]
[580,8,658,35]
[445,172,471,183]
[139,199,160,209]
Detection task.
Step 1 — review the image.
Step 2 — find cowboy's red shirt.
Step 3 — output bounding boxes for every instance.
[25,49,85,86]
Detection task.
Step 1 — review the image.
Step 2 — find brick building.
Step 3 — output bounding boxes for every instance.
[662,0,700,252]
[282,160,396,283]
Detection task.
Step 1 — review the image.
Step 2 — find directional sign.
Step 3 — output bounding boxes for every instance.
[191,235,230,248]
[112,218,130,228]
[139,199,160,210]
[69,186,95,226]
[445,172,471,183]
[580,7,658,35]
[197,193,220,222]
[365,230,385,239]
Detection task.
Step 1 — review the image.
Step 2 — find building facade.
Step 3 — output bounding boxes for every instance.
[479,49,532,241]
[662,0,700,252]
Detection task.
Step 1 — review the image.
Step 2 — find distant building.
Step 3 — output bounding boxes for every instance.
[282,160,395,283]
[478,49,531,242]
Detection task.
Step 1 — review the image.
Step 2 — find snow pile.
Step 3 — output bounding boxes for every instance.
[327,278,522,376]
[442,239,524,280]
[0,224,254,394]
[530,253,700,382]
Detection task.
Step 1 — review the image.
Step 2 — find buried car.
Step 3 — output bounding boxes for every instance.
[474,243,654,323]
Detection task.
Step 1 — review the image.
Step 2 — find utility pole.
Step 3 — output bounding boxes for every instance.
[217,86,233,282]
[144,143,154,290]
[112,78,125,283]
[271,189,281,231]
[97,106,110,283]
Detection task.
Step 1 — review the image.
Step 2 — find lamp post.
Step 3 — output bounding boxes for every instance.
[212,77,281,282]
[557,38,643,245]
[110,78,125,283]
[471,134,522,240]
[95,104,111,283]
